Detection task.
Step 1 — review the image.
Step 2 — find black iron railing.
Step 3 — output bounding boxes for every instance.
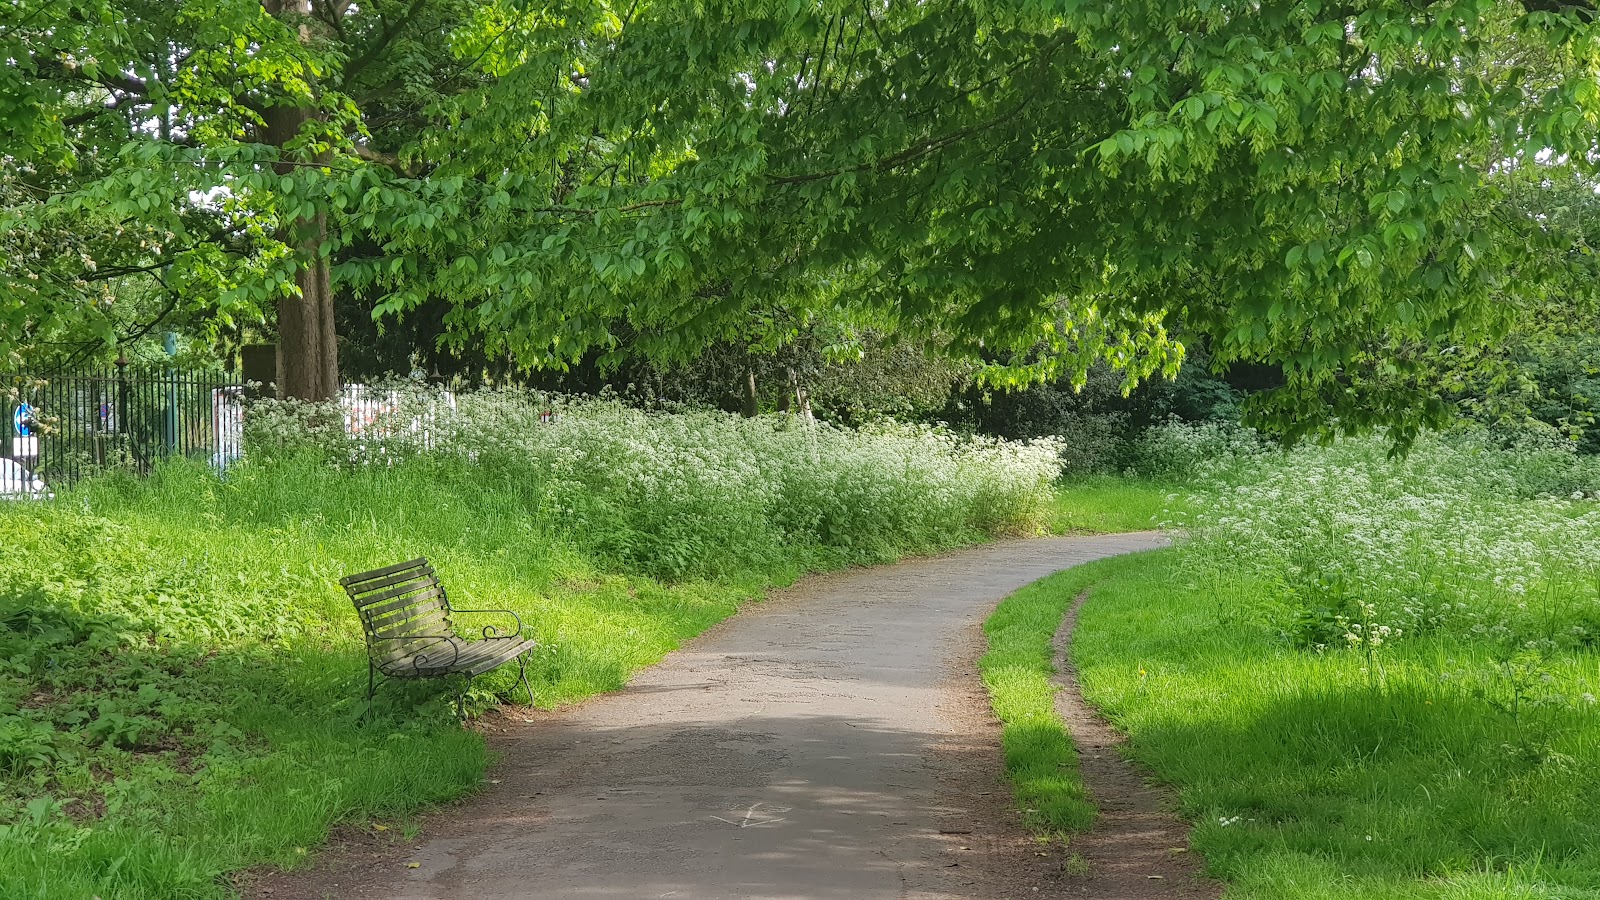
[1,369,244,487]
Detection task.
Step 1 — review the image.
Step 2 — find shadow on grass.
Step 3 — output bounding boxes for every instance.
[1102,675,1600,894]
[0,588,512,900]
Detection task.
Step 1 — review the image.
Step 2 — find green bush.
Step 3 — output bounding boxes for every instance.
[246,387,1065,578]
[1122,417,1267,480]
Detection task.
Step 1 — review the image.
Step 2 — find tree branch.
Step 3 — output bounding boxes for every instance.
[769,106,1017,187]
[343,0,428,83]
[1521,0,1595,15]
[773,28,1067,186]
[96,70,151,96]
[61,94,147,127]
[351,143,417,175]
[528,199,682,217]
[115,289,183,346]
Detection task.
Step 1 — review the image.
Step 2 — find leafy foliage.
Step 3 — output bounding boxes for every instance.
[6,0,1597,426]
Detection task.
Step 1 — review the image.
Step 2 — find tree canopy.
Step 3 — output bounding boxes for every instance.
[4,0,1598,436]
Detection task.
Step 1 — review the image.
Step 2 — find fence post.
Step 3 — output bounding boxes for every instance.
[115,354,129,466]
[164,333,179,456]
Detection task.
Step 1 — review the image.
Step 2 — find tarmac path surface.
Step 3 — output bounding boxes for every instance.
[253,533,1168,900]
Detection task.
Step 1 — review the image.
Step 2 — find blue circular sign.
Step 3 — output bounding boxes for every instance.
[13,402,34,437]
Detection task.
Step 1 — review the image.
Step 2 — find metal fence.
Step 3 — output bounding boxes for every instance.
[1,369,244,487]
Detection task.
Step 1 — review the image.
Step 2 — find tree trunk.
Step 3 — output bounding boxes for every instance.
[273,219,339,401]
[787,367,814,424]
[795,378,815,425]
[263,0,339,402]
[741,369,759,417]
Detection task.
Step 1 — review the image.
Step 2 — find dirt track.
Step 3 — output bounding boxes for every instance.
[251,533,1172,900]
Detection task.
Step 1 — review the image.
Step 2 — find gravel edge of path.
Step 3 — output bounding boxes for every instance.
[1048,589,1223,899]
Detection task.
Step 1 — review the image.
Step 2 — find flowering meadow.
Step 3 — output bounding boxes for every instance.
[1176,435,1600,660]
[246,386,1065,578]
[1050,430,1600,899]
[0,389,1062,899]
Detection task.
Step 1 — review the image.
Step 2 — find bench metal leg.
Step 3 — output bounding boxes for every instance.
[516,654,535,706]
[359,661,379,724]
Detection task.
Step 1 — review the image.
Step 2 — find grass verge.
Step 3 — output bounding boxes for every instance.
[1049,476,1175,534]
[988,544,1600,900]
[979,553,1154,834]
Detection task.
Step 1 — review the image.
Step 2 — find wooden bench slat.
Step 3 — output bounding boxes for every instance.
[374,635,533,674]
[347,563,438,598]
[362,588,446,621]
[459,639,539,677]
[369,595,451,630]
[371,634,452,660]
[341,557,430,587]
[398,646,467,672]
[404,638,534,676]
[372,611,452,642]
[347,568,437,601]
[373,635,465,670]
[351,575,441,608]
[449,639,511,667]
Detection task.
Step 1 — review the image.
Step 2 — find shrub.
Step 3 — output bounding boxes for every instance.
[1172,433,1600,650]
[1122,417,1267,481]
[243,385,1064,579]
[1053,411,1130,477]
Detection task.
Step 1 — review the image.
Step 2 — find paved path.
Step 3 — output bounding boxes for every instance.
[262,533,1166,900]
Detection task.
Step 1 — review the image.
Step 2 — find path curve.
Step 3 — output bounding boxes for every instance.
[254,533,1166,900]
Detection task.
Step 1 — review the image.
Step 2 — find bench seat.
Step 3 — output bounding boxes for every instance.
[376,635,540,678]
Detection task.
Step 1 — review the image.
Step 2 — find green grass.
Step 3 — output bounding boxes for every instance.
[979,555,1156,835]
[975,474,1176,834]
[1049,476,1176,534]
[987,547,1600,899]
[1,429,1055,900]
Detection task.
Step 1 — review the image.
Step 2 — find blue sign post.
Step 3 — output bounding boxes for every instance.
[11,401,37,461]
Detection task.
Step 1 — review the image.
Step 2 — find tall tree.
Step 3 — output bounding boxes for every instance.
[345,0,1598,438]
[6,0,1599,433]
[2,0,533,397]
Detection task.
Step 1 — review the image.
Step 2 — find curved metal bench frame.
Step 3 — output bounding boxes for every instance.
[341,558,536,718]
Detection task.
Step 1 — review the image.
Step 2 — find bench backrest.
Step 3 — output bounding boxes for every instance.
[341,558,453,666]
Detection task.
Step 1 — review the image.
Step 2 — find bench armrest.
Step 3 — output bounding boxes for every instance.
[371,635,461,676]
[410,636,462,673]
[450,607,526,640]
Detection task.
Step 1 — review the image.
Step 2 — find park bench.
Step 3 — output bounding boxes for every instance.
[341,558,537,718]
